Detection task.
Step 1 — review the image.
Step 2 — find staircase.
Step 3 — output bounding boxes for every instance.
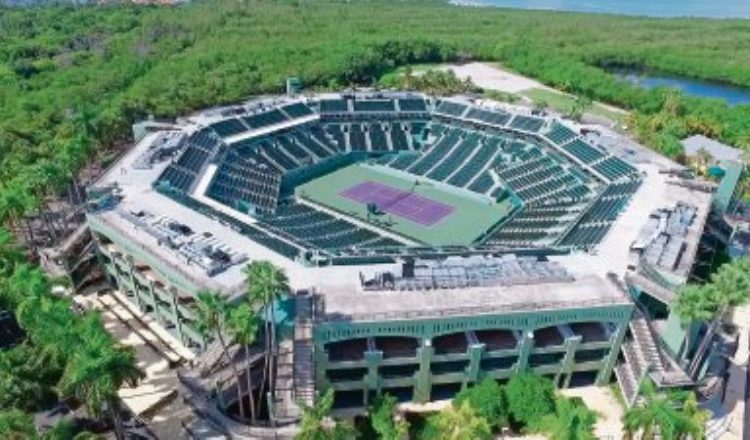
[630,308,692,388]
[293,292,315,407]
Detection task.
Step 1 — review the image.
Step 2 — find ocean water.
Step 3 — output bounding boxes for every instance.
[461,0,750,19]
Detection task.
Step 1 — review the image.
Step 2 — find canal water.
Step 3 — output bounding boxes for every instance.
[613,70,750,106]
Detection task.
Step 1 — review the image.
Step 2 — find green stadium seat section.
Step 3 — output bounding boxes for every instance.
[349,124,367,151]
[509,114,545,133]
[206,149,281,213]
[353,99,396,112]
[398,98,427,112]
[368,123,389,151]
[435,101,468,117]
[211,118,248,138]
[465,107,511,126]
[280,102,314,119]
[320,99,349,113]
[447,139,500,187]
[407,129,462,175]
[426,133,481,181]
[545,122,578,145]
[593,157,639,181]
[260,203,402,251]
[242,109,290,129]
[562,139,605,164]
[157,130,219,192]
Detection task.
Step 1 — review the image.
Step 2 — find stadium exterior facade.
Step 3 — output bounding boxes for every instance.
[86,92,720,436]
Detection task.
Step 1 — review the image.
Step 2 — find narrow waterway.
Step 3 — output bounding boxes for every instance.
[613,69,750,106]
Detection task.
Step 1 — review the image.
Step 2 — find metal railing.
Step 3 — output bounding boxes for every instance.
[318,296,629,323]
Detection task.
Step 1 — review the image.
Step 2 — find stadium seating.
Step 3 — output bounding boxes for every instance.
[206,149,281,213]
[320,99,349,113]
[465,108,511,126]
[349,124,368,151]
[509,115,545,133]
[447,140,501,187]
[593,156,639,181]
[323,124,348,151]
[261,203,401,250]
[280,102,314,119]
[211,118,248,138]
[426,133,480,181]
[353,99,396,113]
[368,124,390,151]
[291,132,333,159]
[259,140,298,171]
[388,123,409,151]
[545,122,578,145]
[157,130,219,192]
[562,139,605,164]
[398,98,428,112]
[388,153,421,170]
[468,171,495,194]
[407,129,462,175]
[435,101,468,117]
[242,109,289,129]
[160,96,644,259]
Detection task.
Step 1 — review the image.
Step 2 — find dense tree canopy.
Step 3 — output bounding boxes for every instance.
[2,0,750,225]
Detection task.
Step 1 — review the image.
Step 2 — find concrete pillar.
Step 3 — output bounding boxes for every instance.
[414,338,433,403]
[597,320,628,385]
[559,336,582,389]
[314,343,329,390]
[467,343,485,384]
[364,349,383,394]
[516,330,534,372]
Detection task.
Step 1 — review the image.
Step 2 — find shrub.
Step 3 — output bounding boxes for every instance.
[505,372,556,427]
[453,378,508,430]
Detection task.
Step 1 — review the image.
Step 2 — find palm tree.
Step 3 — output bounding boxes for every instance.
[242,261,289,407]
[622,379,707,440]
[227,303,261,424]
[672,283,718,361]
[687,258,750,377]
[295,388,354,440]
[58,321,144,440]
[195,290,248,421]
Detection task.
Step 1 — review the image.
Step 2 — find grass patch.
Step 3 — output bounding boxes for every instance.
[522,87,626,124]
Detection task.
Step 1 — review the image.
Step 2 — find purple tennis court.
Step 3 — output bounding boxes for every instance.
[339,181,454,226]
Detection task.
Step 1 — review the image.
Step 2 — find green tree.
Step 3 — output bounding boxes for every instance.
[0,409,36,440]
[453,377,508,431]
[243,261,289,406]
[687,258,750,377]
[226,303,261,424]
[505,372,556,427]
[369,394,408,440]
[296,389,354,440]
[537,397,597,440]
[672,283,717,360]
[58,323,144,440]
[195,290,248,421]
[622,379,706,440]
[422,401,492,440]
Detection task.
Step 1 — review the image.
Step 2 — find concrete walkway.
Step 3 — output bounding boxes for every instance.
[720,305,750,439]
